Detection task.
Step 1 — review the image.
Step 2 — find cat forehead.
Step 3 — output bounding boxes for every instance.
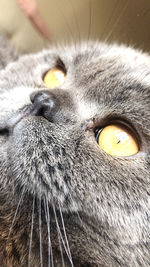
[1,42,150,120]
[2,42,150,84]
[49,42,150,71]
[26,43,150,94]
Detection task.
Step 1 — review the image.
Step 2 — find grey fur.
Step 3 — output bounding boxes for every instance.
[0,35,150,266]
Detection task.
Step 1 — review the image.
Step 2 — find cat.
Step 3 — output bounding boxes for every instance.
[0,34,150,267]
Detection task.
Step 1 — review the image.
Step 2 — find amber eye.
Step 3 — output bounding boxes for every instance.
[96,124,139,156]
[43,67,66,88]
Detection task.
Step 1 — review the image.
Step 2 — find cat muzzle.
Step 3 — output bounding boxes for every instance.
[0,91,58,134]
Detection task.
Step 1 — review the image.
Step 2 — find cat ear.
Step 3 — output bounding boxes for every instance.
[0,34,19,70]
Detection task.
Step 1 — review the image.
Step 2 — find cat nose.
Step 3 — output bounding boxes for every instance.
[30,90,57,117]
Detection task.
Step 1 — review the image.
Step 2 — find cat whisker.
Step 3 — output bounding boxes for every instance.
[55,0,74,46]
[38,187,43,267]
[100,0,118,41]
[67,0,80,44]
[28,195,35,267]
[52,199,74,265]
[52,201,66,267]
[7,185,26,239]
[68,190,86,232]
[58,200,74,267]
[43,197,50,267]
[104,0,129,43]
[87,0,92,42]
[44,196,54,267]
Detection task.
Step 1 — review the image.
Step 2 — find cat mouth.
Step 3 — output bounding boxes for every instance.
[0,91,58,135]
[0,104,42,135]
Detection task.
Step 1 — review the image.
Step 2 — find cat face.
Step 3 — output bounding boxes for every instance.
[0,42,150,266]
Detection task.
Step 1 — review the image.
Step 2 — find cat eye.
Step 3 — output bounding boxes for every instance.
[43,67,66,88]
[95,124,139,156]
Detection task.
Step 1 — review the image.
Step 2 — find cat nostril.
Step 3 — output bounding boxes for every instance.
[30,91,44,103]
[31,90,56,108]
[31,91,53,104]
[29,90,57,117]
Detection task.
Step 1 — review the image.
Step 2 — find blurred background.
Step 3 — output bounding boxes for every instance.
[0,0,150,53]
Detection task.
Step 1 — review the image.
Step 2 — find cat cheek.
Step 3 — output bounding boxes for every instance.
[0,86,32,116]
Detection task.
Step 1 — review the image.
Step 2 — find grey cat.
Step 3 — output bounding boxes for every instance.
[0,34,150,267]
